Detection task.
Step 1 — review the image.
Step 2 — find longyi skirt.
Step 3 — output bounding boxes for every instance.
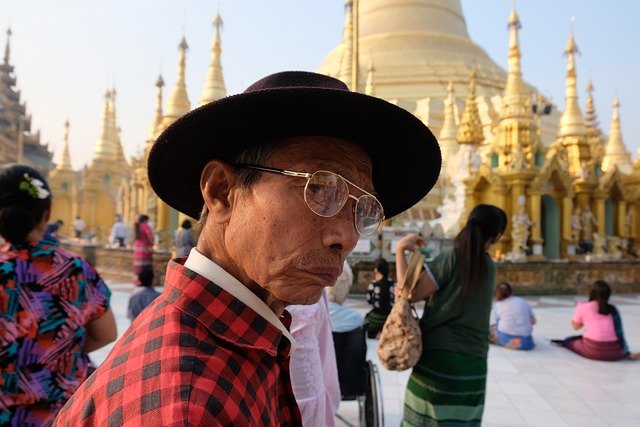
[561,336,626,361]
[403,349,487,426]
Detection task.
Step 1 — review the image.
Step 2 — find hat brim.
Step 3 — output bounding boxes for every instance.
[148,87,441,220]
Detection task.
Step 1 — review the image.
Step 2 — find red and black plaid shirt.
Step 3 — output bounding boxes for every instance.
[54,260,302,426]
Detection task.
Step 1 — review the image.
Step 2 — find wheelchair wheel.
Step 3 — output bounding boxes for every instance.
[364,360,384,427]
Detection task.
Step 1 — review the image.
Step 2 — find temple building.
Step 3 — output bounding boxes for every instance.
[46,13,228,244]
[317,0,640,259]
[0,28,52,175]
[8,1,639,260]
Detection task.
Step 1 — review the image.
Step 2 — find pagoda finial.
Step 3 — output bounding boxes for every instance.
[501,6,530,119]
[198,12,227,106]
[602,97,632,174]
[56,119,73,170]
[164,35,192,121]
[148,74,165,141]
[338,0,354,90]
[558,20,586,138]
[4,27,11,65]
[458,67,484,145]
[585,80,602,150]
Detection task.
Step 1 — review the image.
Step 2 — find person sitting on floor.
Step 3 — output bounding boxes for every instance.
[490,282,536,350]
[127,265,160,321]
[552,280,640,361]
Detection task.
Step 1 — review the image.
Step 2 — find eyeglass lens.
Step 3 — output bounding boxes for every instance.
[303,171,383,236]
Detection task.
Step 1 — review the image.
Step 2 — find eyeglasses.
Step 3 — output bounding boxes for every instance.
[233,164,385,236]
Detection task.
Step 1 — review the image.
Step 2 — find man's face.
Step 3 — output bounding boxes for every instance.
[225,137,374,306]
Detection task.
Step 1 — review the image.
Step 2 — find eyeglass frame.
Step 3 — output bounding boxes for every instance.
[232,164,385,236]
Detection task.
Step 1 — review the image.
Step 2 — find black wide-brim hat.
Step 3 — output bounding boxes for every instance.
[148,71,441,219]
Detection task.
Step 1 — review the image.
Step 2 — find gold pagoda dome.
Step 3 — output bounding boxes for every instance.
[316,0,562,145]
[318,0,507,102]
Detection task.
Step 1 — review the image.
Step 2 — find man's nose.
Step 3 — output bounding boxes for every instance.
[322,202,359,253]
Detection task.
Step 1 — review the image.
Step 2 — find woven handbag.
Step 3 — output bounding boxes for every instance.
[377,250,425,371]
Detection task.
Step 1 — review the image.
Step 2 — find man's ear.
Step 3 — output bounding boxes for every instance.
[200,160,237,224]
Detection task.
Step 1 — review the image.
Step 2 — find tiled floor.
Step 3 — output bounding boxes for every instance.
[93,284,640,426]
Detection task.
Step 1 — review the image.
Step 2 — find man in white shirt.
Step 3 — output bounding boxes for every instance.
[109,214,129,247]
[73,215,85,238]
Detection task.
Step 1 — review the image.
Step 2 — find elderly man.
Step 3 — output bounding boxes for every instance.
[55,71,440,425]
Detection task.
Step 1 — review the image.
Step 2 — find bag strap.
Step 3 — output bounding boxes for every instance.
[401,251,426,299]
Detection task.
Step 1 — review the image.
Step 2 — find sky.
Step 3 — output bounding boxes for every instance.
[2,0,639,170]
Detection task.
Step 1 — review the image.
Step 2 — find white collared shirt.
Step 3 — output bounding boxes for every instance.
[184,248,297,353]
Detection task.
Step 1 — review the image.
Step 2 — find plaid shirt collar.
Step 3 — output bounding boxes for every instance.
[172,250,297,355]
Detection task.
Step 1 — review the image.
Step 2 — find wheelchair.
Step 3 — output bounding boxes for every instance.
[333,324,384,427]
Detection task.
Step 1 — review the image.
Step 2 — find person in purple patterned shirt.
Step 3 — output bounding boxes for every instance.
[0,163,117,426]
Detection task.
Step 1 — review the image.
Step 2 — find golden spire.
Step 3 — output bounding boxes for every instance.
[4,27,11,65]
[501,7,531,119]
[558,21,586,137]
[109,88,127,164]
[108,88,117,145]
[438,79,458,164]
[338,0,354,90]
[198,13,227,107]
[164,36,191,121]
[148,74,165,141]
[602,98,632,174]
[457,68,484,145]
[94,89,115,160]
[584,80,603,161]
[93,88,126,163]
[56,120,73,170]
[364,60,374,95]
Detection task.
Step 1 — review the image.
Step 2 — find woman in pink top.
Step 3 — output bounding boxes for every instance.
[553,280,639,361]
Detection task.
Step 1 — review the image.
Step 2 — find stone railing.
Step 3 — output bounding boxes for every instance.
[60,241,640,294]
[350,259,640,295]
[60,241,172,286]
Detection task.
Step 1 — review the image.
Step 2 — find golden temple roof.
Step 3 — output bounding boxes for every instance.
[457,68,484,145]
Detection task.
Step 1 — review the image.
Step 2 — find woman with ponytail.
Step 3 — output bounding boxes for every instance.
[395,204,507,426]
[552,280,640,361]
[0,164,117,426]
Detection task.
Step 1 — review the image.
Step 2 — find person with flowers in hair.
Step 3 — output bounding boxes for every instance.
[0,163,117,426]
